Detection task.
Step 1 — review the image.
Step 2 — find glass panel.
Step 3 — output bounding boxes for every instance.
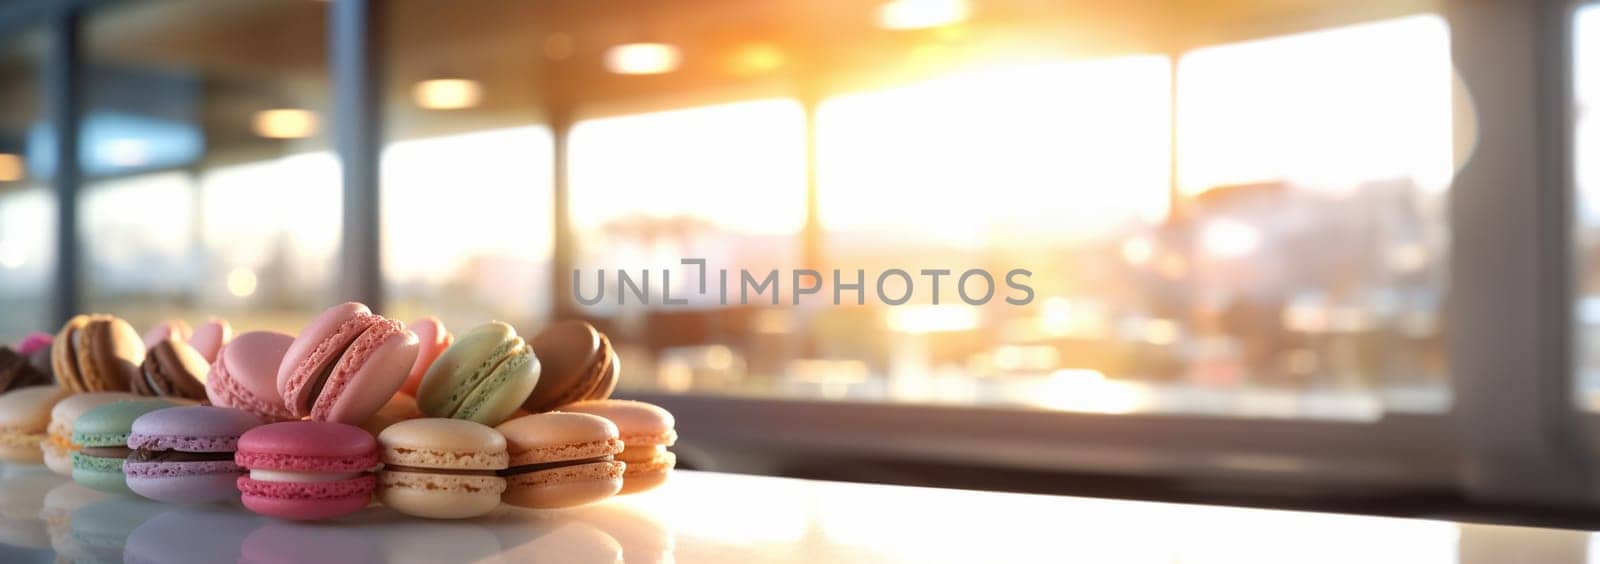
[506,5,1456,419]
[79,0,336,334]
[0,28,53,343]
[381,0,557,330]
[1575,4,1600,408]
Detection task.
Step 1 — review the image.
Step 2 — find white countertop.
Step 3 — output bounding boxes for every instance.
[0,464,1590,563]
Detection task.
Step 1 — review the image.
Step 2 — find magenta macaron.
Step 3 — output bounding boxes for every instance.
[125,406,264,503]
[207,331,297,422]
[277,303,419,425]
[235,421,379,521]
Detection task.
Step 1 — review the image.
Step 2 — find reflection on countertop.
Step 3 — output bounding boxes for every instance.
[0,464,1594,563]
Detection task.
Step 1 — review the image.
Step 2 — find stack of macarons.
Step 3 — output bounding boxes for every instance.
[0,302,680,522]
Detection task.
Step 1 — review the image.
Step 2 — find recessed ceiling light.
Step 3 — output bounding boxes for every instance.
[605,43,681,75]
[877,0,968,30]
[413,79,482,110]
[252,109,318,139]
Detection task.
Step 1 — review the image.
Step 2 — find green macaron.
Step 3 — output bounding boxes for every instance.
[71,399,177,494]
[417,322,540,426]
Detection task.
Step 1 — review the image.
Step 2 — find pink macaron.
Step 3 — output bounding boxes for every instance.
[277,303,418,425]
[207,332,296,422]
[16,332,52,356]
[399,317,452,397]
[189,317,234,364]
[235,421,378,521]
[141,320,193,350]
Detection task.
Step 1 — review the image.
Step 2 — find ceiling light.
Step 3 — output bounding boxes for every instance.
[605,43,681,75]
[877,0,968,30]
[727,42,786,76]
[413,79,482,110]
[0,153,22,181]
[252,109,318,139]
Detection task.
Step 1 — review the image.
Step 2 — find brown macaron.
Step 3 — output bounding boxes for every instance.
[53,315,146,394]
[521,321,618,413]
[133,337,210,400]
[0,347,53,393]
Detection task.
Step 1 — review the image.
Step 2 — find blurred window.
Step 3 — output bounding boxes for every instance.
[381,126,556,328]
[79,0,337,333]
[568,99,809,315]
[1575,4,1600,408]
[0,28,52,342]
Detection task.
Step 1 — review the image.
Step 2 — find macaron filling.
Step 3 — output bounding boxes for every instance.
[79,446,132,459]
[500,454,615,476]
[382,464,499,476]
[248,469,367,483]
[127,448,235,463]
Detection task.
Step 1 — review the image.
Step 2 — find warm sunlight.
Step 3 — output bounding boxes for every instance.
[815,56,1171,248]
[1177,15,1452,195]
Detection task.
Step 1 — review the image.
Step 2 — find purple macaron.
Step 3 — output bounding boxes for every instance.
[125,406,265,503]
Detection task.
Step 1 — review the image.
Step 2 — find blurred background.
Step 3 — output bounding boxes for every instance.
[0,0,1595,526]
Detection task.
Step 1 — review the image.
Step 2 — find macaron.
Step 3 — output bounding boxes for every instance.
[54,314,146,393]
[70,399,178,494]
[560,399,677,495]
[15,332,53,356]
[0,345,52,392]
[207,331,296,422]
[400,317,453,397]
[141,319,193,350]
[235,420,379,521]
[190,317,233,364]
[0,386,69,463]
[417,321,540,426]
[41,392,141,476]
[125,406,263,503]
[358,393,424,436]
[277,302,419,424]
[495,412,624,509]
[133,336,210,400]
[522,321,618,413]
[377,418,508,519]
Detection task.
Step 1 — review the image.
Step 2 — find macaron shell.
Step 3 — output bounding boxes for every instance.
[207,331,296,422]
[358,393,424,436]
[496,412,622,467]
[501,460,624,509]
[189,318,233,364]
[134,338,210,400]
[453,350,539,426]
[71,453,132,494]
[400,317,452,397]
[237,474,375,521]
[125,460,244,504]
[0,346,52,392]
[377,418,508,470]
[71,399,179,447]
[76,316,145,393]
[235,421,379,472]
[127,405,263,451]
[617,451,675,495]
[378,470,505,519]
[557,399,676,446]
[52,315,90,392]
[277,302,376,412]
[522,321,606,412]
[311,320,418,424]
[141,320,193,350]
[16,332,53,356]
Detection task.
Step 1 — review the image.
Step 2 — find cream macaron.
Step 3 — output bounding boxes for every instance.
[376,418,507,519]
[40,393,141,475]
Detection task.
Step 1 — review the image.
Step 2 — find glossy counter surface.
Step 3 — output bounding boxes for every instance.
[0,464,1590,563]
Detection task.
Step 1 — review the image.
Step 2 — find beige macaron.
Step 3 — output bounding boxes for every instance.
[377,418,508,519]
[558,399,677,495]
[39,392,140,475]
[495,412,624,509]
[0,386,70,463]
